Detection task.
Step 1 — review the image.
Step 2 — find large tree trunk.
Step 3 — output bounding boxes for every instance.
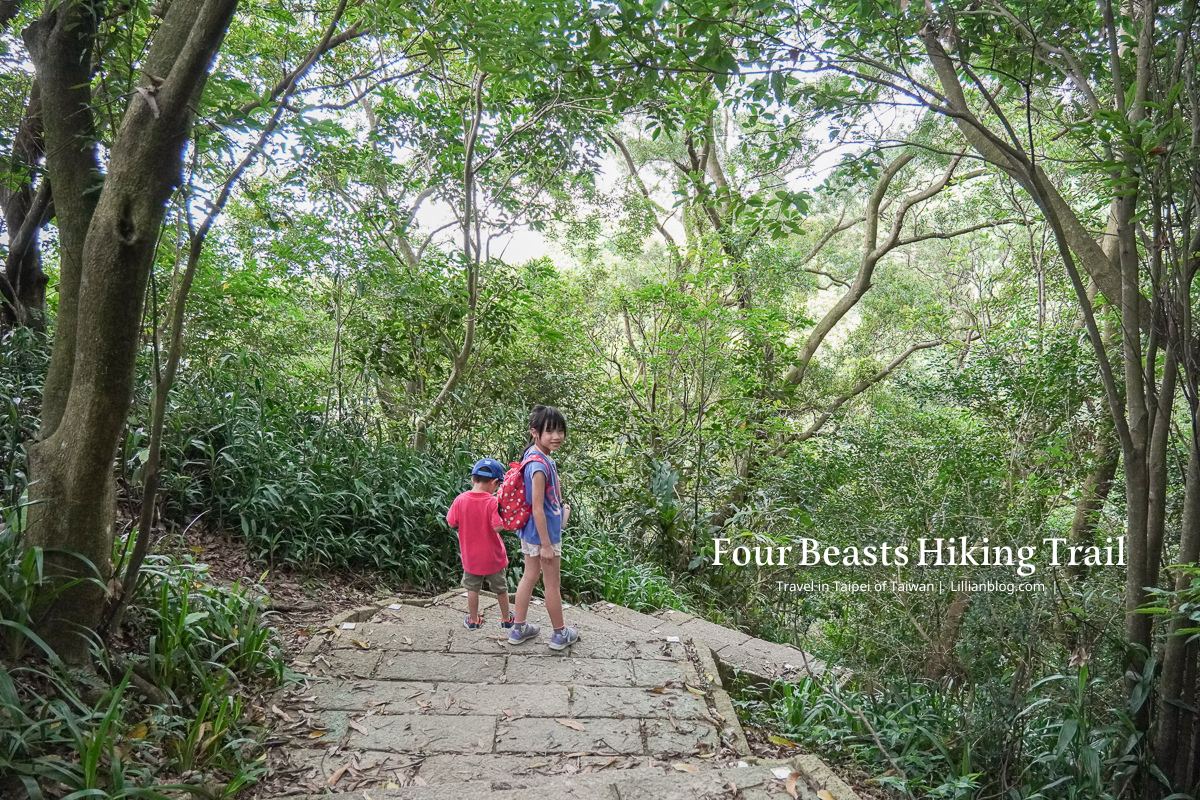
[23,0,238,664]
[1154,424,1200,782]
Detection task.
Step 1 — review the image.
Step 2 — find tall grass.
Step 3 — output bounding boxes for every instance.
[560,516,691,612]
[153,352,473,588]
[0,545,286,797]
[738,666,1144,800]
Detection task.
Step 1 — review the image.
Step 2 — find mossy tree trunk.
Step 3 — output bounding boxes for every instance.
[22,0,238,665]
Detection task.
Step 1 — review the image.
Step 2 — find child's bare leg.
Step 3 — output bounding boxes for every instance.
[467,590,480,622]
[513,554,541,622]
[541,555,565,629]
[496,591,511,620]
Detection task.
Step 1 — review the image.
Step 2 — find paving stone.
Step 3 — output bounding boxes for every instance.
[313,765,814,800]
[427,682,570,717]
[329,621,451,652]
[446,629,515,654]
[568,686,708,719]
[714,637,827,679]
[303,649,381,679]
[674,616,753,649]
[348,713,497,753]
[495,633,662,660]
[495,716,643,754]
[630,658,691,687]
[416,753,646,784]
[278,744,422,784]
[375,652,505,682]
[642,716,720,756]
[505,655,634,686]
[589,604,673,634]
[300,679,435,712]
[438,593,501,615]
[285,709,352,744]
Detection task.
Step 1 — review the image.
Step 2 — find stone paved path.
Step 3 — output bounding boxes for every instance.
[269,592,856,800]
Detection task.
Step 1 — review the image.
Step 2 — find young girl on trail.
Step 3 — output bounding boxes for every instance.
[507,405,578,650]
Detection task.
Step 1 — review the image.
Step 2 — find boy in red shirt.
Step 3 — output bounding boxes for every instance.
[446,458,514,629]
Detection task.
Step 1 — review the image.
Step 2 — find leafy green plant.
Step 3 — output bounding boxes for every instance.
[150,353,472,588]
[0,541,287,798]
[739,663,1144,800]
[559,514,691,612]
[130,554,286,702]
[0,532,102,661]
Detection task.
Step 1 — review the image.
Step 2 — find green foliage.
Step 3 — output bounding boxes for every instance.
[559,515,691,612]
[150,352,473,586]
[130,555,286,702]
[740,666,1136,800]
[0,328,48,528]
[0,541,285,797]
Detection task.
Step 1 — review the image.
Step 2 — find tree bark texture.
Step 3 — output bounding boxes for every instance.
[1,80,51,330]
[1154,440,1200,784]
[23,0,238,663]
[1067,417,1118,581]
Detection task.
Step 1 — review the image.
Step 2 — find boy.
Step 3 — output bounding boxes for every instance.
[446,458,514,629]
[508,405,578,650]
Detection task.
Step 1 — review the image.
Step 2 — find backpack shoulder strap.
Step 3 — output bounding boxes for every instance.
[519,451,547,471]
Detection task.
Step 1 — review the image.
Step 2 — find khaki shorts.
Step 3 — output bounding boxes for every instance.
[519,540,563,558]
[462,569,508,594]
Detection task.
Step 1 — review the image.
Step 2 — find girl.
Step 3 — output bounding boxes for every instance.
[507,405,578,649]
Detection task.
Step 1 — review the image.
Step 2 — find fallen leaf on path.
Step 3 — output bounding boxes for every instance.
[412,776,428,786]
[402,637,413,645]
[405,691,422,700]
[347,719,370,735]
[444,695,453,709]
[685,685,705,696]
[307,730,326,738]
[416,700,431,708]
[129,723,148,739]
[271,705,293,722]
[768,734,800,748]
[352,640,370,650]
[648,686,666,694]
[784,772,799,798]
[327,765,350,787]
[555,718,586,731]
[564,751,589,757]
[817,792,835,800]
[672,763,699,773]
[697,752,715,759]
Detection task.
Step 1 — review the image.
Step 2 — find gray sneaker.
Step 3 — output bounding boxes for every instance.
[507,621,540,645]
[549,626,580,650]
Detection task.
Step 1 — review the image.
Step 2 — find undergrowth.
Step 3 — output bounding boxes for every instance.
[0,533,288,799]
[734,662,1158,800]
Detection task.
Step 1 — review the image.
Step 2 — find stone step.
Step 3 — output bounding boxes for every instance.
[429,590,830,685]
[271,595,861,800]
[299,761,844,800]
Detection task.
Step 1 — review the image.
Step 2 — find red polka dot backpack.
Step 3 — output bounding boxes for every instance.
[496,451,548,530]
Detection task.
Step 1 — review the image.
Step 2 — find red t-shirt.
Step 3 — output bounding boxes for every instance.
[446,490,507,575]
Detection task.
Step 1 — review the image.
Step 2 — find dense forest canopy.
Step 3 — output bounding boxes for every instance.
[3,0,1200,795]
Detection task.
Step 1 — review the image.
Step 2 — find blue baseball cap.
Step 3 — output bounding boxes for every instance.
[471,458,505,480]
